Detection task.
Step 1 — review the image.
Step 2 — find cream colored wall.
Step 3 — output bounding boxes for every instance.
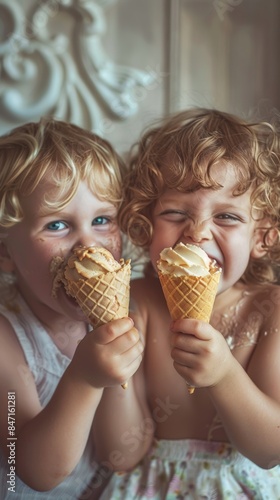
[170,0,280,120]
[0,0,279,155]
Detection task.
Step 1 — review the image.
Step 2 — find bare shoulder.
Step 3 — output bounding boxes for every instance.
[220,281,280,326]
[0,313,41,452]
[0,313,26,370]
[240,281,280,330]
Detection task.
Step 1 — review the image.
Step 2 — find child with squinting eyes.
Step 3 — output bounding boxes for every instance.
[0,119,147,499]
[94,108,280,499]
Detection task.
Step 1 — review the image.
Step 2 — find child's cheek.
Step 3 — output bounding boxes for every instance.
[102,234,122,261]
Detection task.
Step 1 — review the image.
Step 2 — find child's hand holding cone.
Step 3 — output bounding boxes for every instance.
[157,243,221,394]
[58,246,131,389]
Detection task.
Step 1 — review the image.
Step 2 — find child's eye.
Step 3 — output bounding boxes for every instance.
[46,221,68,231]
[92,216,111,226]
[158,210,187,221]
[215,213,241,222]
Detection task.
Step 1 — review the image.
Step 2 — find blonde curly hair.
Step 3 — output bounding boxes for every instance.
[119,108,280,284]
[0,117,126,228]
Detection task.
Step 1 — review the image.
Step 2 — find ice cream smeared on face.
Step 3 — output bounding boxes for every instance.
[157,242,218,277]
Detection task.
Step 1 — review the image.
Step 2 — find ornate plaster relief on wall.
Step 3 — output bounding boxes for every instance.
[0,0,155,136]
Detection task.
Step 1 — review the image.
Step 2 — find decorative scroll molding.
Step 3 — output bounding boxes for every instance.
[0,0,155,134]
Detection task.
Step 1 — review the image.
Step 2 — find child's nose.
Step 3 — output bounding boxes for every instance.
[73,231,97,250]
[182,220,212,244]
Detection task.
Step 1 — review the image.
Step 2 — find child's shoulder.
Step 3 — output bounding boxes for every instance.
[246,282,280,311]
[244,281,280,331]
[0,313,26,365]
[229,280,279,305]
[213,281,280,342]
[0,313,29,402]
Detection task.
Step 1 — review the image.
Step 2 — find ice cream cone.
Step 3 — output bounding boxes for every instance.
[158,269,221,394]
[61,247,131,390]
[65,261,131,328]
[158,271,220,323]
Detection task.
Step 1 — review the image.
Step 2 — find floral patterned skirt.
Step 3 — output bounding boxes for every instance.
[99,438,280,499]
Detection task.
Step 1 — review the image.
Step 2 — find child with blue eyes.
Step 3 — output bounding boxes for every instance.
[96,108,280,499]
[0,118,147,499]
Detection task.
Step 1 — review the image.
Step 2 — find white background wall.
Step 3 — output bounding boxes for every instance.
[0,0,279,155]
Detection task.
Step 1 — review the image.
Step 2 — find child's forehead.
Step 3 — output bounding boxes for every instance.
[199,161,240,181]
[164,159,243,186]
[23,177,63,203]
[20,177,89,210]
[19,179,113,219]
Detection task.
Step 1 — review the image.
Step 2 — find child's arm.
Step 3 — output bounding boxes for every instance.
[92,363,152,472]
[0,315,142,491]
[170,313,280,468]
[208,318,280,469]
[92,286,153,472]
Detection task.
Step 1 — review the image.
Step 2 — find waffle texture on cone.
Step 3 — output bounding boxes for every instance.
[63,246,131,328]
[157,243,221,322]
[158,271,220,322]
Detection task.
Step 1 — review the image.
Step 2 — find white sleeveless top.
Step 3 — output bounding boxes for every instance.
[0,294,98,499]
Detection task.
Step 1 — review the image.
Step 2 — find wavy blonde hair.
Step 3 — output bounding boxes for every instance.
[119,108,280,284]
[0,118,126,228]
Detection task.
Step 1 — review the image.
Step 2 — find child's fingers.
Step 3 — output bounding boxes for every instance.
[173,361,195,385]
[171,318,215,340]
[170,332,198,352]
[75,322,143,388]
[92,317,134,345]
[171,347,196,368]
[103,338,144,386]
[111,327,142,355]
[119,346,144,382]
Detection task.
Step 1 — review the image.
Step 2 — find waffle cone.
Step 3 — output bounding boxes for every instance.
[66,260,131,328]
[158,270,220,322]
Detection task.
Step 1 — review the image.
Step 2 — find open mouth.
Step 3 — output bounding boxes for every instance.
[209,256,222,269]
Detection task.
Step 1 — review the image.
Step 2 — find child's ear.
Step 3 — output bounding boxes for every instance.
[0,242,15,273]
[250,221,278,259]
